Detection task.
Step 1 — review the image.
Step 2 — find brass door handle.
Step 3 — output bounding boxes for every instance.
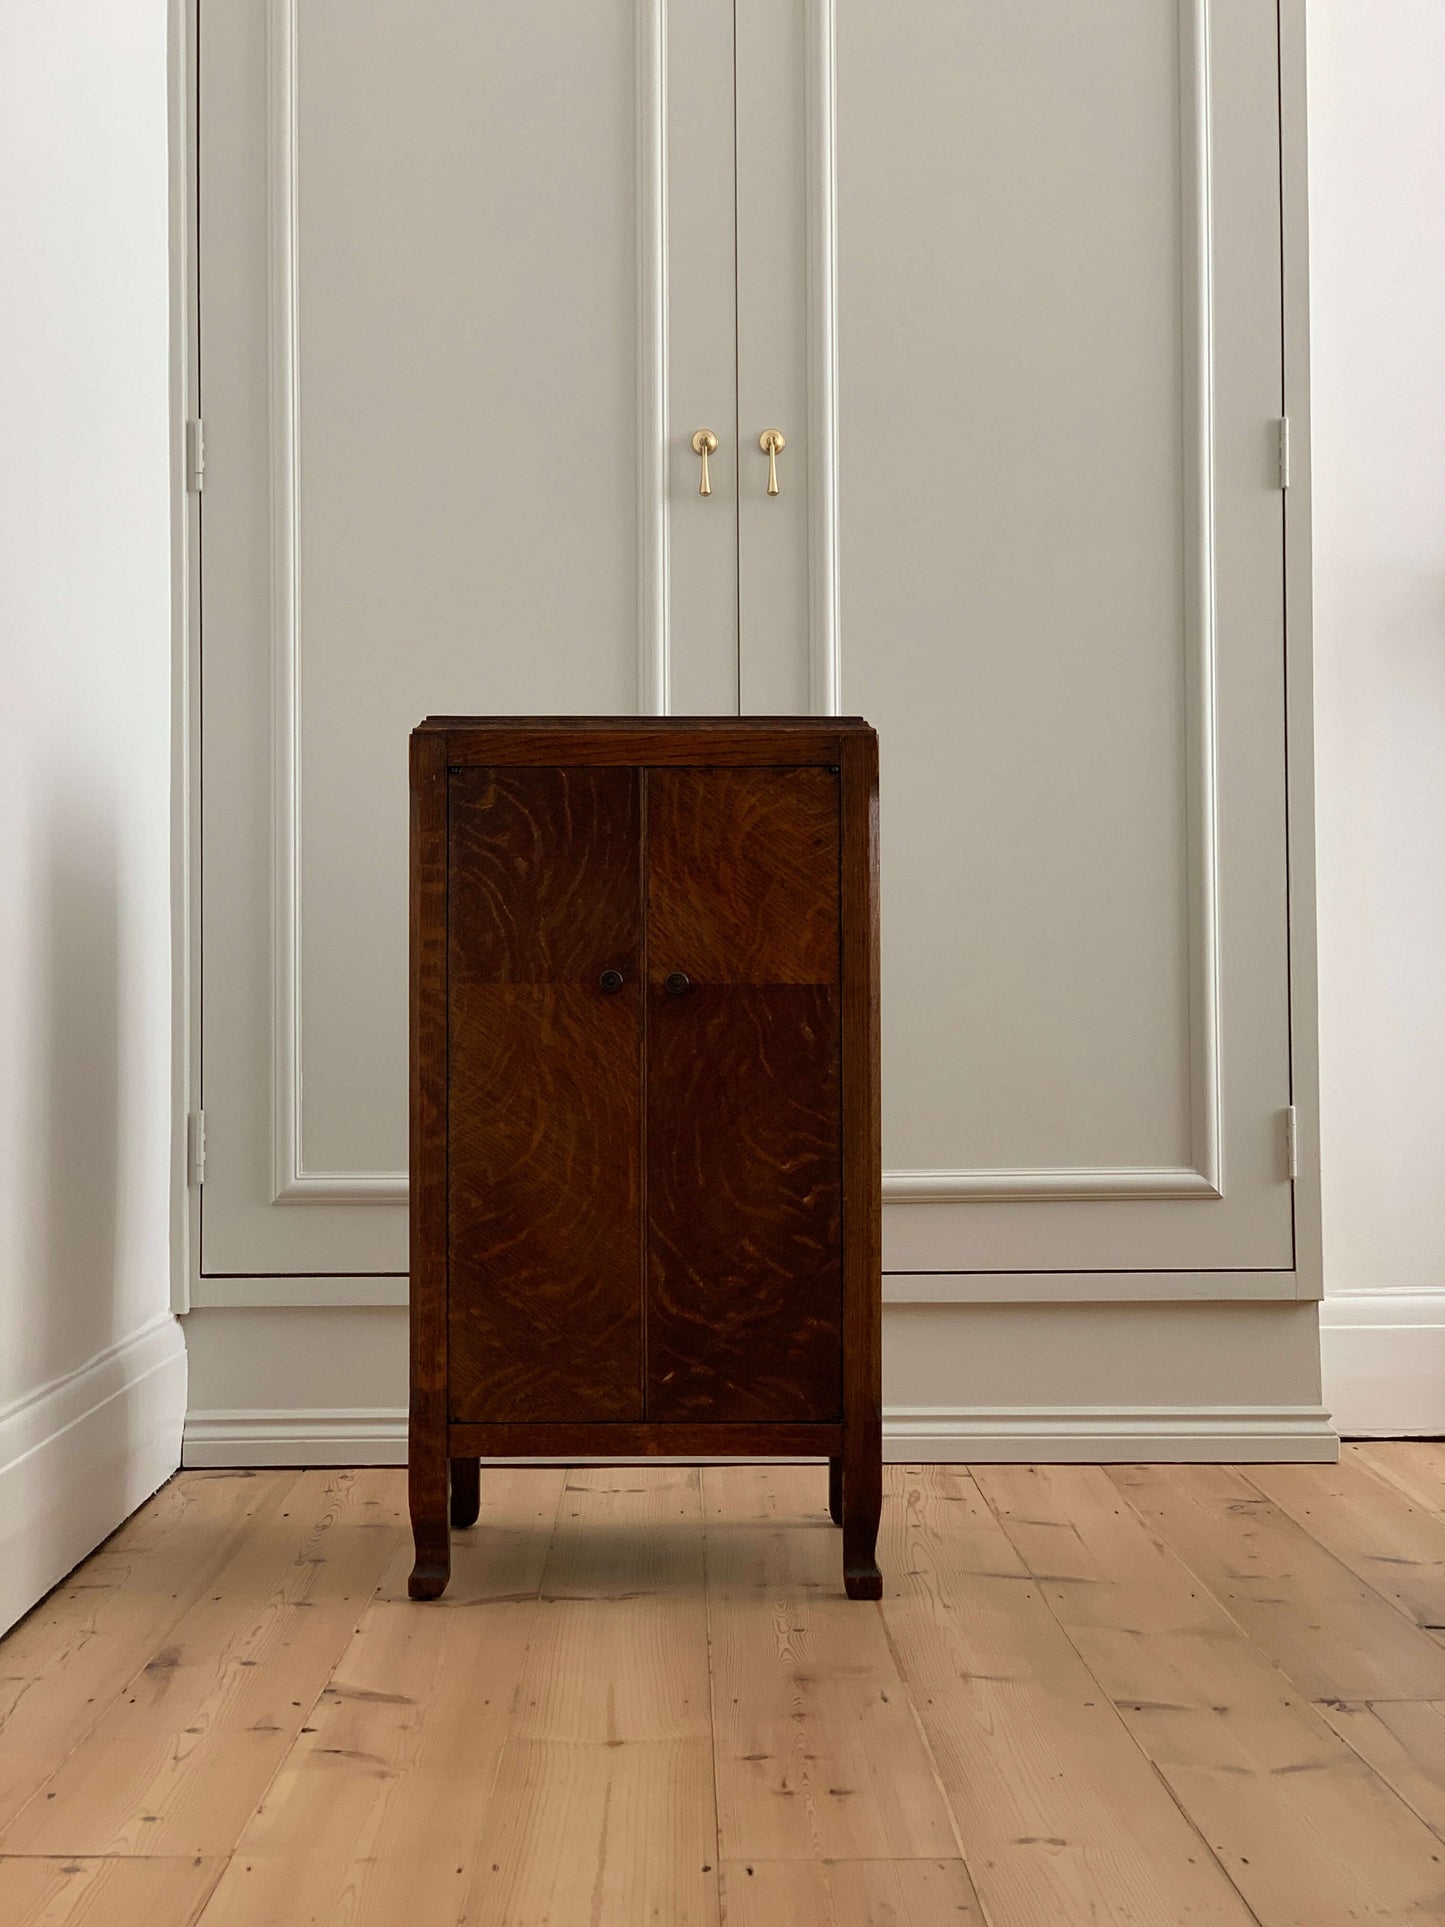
[690,429,718,497]
[759,429,785,496]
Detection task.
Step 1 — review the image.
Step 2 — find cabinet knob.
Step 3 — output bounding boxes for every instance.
[598,969,625,993]
[664,971,691,996]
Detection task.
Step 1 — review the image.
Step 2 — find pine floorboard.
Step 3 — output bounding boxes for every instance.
[0,1449,1440,1926]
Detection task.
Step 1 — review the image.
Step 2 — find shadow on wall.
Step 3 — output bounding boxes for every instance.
[26,788,123,1394]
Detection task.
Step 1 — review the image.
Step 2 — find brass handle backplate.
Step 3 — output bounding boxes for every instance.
[691,429,718,497]
[759,429,785,496]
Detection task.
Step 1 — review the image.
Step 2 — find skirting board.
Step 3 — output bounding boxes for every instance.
[0,1315,187,1637]
[1321,1288,1445,1437]
[183,1401,1338,1468]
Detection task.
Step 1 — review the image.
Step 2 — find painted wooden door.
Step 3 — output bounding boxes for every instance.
[736,0,1295,1283]
[197,0,739,1281]
[446,768,643,1422]
[645,768,843,1421]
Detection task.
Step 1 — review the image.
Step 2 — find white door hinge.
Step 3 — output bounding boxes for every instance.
[185,417,205,493]
[1277,416,1291,490]
[188,1110,207,1187]
[1282,1103,1298,1181]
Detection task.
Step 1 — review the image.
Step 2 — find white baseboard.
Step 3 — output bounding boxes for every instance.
[884,1404,1337,1462]
[0,1316,187,1636]
[183,1400,1338,1468]
[1321,1288,1445,1437]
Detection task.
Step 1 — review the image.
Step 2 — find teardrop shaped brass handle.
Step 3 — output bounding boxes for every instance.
[690,429,718,497]
[759,428,785,496]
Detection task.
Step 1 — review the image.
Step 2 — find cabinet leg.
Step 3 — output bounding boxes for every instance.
[841,1430,882,1600]
[408,1441,451,1600]
[449,1455,481,1529]
[827,1455,844,1526]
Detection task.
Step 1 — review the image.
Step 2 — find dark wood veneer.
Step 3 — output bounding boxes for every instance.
[409,718,881,1599]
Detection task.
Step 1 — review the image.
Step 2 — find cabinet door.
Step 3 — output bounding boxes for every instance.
[447,768,643,1422]
[737,0,1294,1278]
[645,768,842,1420]
[197,0,739,1282]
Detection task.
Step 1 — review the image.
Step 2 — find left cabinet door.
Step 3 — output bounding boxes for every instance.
[447,768,645,1422]
[198,0,739,1278]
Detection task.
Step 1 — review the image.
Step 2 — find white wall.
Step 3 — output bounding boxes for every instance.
[1310,3,1445,1433]
[0,0,186,1633]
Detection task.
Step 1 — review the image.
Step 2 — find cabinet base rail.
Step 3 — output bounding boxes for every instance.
[444,1420,844,1458]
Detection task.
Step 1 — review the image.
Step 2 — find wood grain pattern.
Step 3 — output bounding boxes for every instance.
[455,1467,717,1926]
[448,1421,841,1458]
[1249,1457,1445,1631]
[194,1471,565,1927]
[9,1464,1445,1922]
[879,1464,1259,1925]
[718,1859,985,1927]
[978,1463,1445,1927]
[448,766,641,985]
[703,1466,955,1861]
[1111,1463,1445,1700]
[1,1472,402,1860]
[1353,1441,1445,1515]
[410,721,880,1601]
[839,730,883,1598]
[448,986,643,1421]
[1317,1698,1445,1842]
[408,730,450,1598]
[0,1857,224,1927]
[446,765,643,1424]
[647,982,841,1422]
[0,1474,295,1834]
[647,766,840,985]
[645,765,842,1425]
[420,716,873,771]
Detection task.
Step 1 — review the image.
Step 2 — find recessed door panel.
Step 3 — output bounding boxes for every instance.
[447,768,643,1422]
[738,0,1294,1274]
[198,0,739,1278]
[645,768,842,1420]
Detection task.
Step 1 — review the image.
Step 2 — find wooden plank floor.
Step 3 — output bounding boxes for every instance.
[2,1450,1444,1926]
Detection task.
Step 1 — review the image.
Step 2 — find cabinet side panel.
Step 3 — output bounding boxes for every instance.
[408,733,449,1529]
[447,766,644,1422]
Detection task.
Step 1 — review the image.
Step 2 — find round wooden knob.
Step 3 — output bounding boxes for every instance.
[598,969,624,993]
[664,971,691,995]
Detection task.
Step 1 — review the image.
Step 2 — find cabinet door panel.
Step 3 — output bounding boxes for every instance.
[447,769,643,1421]
[646,769,842,1420]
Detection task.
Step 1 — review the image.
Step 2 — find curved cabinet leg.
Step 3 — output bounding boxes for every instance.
[449,1455,481,1529]
[408,1433,451,1600]
[828,1455,844,1526]
[841,1426,882,1600]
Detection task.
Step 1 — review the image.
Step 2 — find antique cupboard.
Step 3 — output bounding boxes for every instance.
[408,719,881,1597]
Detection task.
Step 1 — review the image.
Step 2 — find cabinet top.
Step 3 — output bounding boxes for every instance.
[414,716,874,733]
[412,716,877,771]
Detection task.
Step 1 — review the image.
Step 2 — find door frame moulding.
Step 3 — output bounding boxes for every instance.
[173,0,1321,1311]
[171,0,201,1314]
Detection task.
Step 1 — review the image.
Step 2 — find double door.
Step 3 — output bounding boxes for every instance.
[198,0,1298,1297]
[446,760,842,1424]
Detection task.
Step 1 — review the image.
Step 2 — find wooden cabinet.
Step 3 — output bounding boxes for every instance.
[408,718,881,1599]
